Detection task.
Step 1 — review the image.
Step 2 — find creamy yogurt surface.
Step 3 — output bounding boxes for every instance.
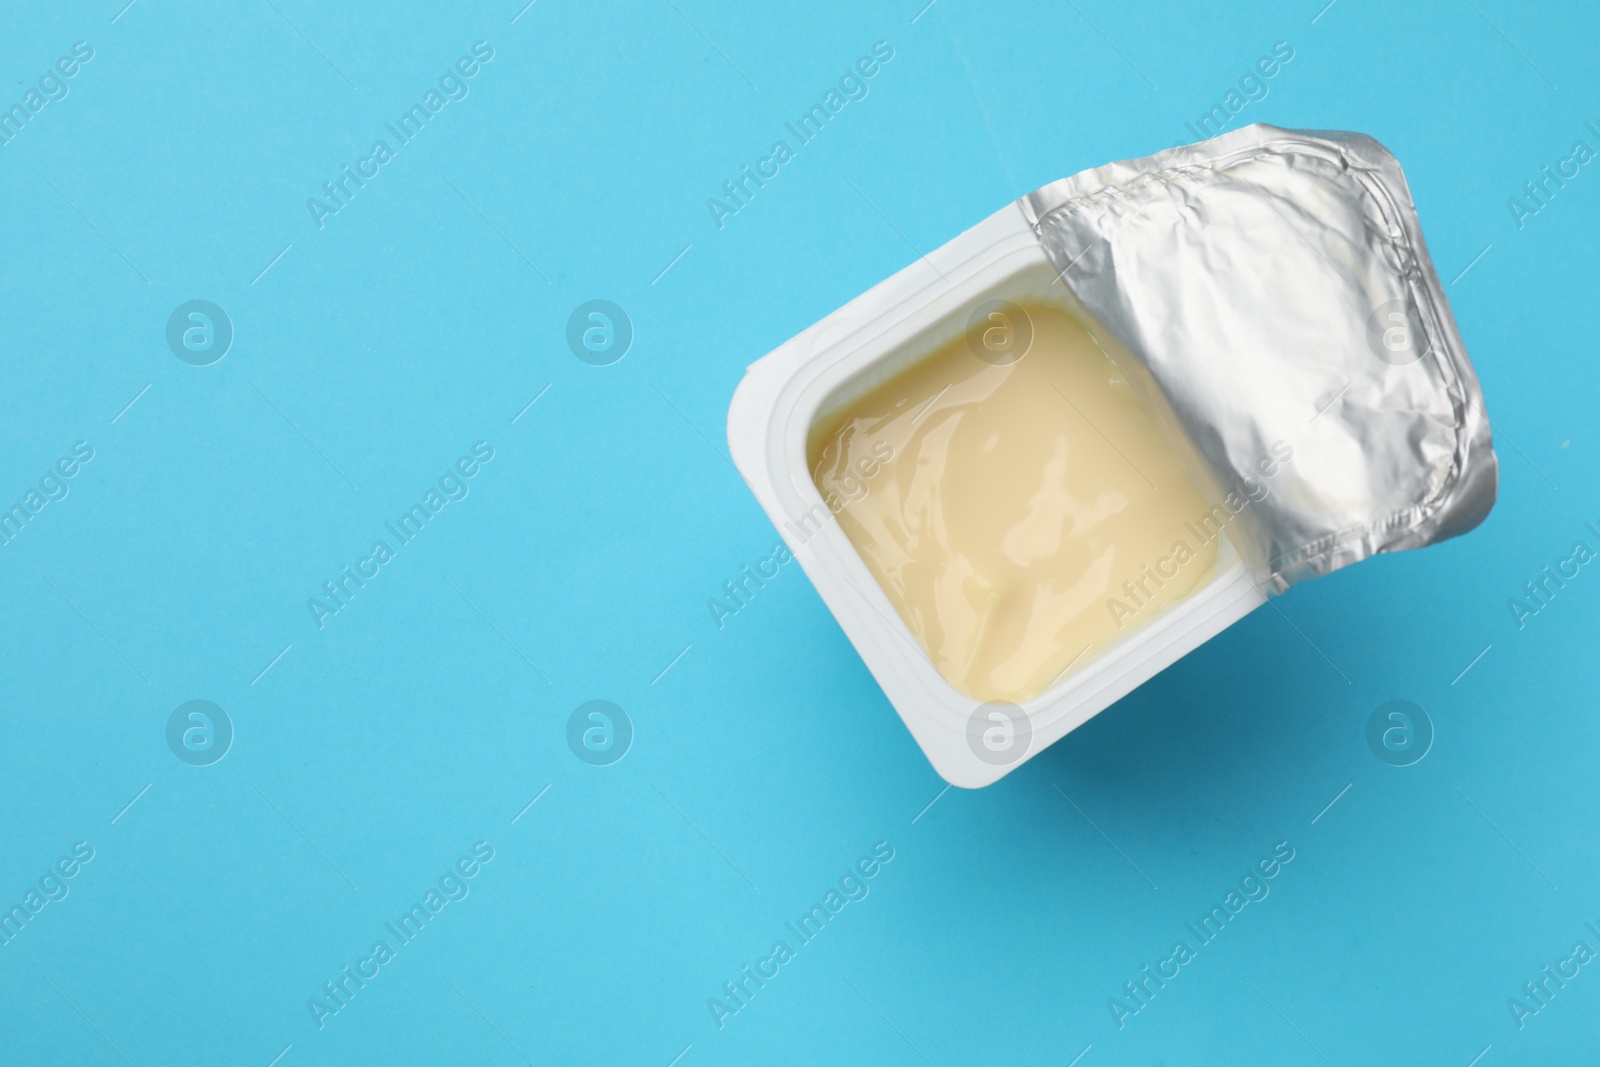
[810,302,1219,702]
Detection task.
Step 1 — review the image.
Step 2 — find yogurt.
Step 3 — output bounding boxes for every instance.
[810,302,1216,701]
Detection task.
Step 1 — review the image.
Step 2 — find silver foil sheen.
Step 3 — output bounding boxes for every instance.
[1021,124,1497,591]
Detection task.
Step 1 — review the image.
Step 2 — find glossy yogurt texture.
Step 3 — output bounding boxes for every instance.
[810,303,1218,702]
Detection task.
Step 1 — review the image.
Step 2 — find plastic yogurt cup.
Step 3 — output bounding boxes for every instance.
[727,125,1496,787]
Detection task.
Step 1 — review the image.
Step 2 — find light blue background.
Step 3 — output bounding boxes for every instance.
[1,0,1596,1063]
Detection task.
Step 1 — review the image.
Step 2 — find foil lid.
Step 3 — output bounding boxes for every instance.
[1020,124,1497,592]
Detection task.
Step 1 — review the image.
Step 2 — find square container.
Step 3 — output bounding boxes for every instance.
[727,201,1266,788]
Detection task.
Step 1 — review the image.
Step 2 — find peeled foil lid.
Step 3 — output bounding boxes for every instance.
[1020,123,1497,592]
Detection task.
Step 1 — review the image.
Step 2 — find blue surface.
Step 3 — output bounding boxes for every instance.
[0,0,1595,1063]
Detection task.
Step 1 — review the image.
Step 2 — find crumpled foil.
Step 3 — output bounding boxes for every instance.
[1020,123,1497,592]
